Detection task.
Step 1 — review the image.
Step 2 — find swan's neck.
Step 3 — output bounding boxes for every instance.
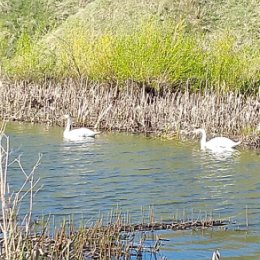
[199,130,207,149]
[65,117,72,132]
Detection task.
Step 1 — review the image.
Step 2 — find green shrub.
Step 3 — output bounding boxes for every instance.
[2,18,259,94]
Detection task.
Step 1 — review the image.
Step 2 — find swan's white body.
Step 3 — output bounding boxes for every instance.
[63,115,99,140]
[212,250,220,260]
[194,128,240,151]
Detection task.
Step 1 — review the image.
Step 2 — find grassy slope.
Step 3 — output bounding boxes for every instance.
[52,0,260,42]
[0,0,259,92]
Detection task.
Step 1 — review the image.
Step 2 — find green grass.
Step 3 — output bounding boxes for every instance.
[0,0,259,93]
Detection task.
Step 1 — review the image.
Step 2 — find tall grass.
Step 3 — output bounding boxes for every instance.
[0,1,259,93]
[2,20,259,93]
[0,0,56,57]
[1,0,259,94]
[1,81,259,146]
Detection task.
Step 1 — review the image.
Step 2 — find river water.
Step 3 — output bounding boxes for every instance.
[3,122,260,260]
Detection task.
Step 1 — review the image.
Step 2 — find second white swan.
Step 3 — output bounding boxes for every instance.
[194,128,240,151]
[63,114,100,140]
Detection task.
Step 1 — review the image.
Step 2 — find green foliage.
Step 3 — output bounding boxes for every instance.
[3,32,56,80]
[0,0,259,94]
[205,35,245,89]
[0,0,56,58]
[108,21,205,86]
[3,20,259,93]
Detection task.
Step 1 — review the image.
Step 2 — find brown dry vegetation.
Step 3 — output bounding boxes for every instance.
[0,80,259,148]
[0,213,228,260]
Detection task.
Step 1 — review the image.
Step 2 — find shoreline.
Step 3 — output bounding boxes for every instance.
[0,79,259,148]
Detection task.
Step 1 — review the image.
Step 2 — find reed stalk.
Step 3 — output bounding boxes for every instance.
[0,124,41,260]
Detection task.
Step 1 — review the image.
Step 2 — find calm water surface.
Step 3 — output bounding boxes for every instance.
[4,122,260,260]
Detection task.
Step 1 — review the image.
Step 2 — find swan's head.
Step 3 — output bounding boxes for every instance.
[193,128,205,135]
[63,114,71,119]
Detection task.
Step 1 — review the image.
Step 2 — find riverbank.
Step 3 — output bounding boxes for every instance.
[0,80,259,148]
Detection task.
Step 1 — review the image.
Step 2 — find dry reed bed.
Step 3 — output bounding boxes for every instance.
[0,215,228,260]
[0,80,259,147]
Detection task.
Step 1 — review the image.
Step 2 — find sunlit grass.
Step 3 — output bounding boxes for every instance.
[0,0,259,93]
[3,20,259,93]
[204,35,259,92]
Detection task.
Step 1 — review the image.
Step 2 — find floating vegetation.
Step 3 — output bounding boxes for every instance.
[0,214,229,260]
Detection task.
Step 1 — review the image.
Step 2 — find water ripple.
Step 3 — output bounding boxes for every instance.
[4,124,260,259]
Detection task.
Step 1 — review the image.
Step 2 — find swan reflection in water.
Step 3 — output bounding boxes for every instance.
[62,137,97,152]
[206,148,240,161]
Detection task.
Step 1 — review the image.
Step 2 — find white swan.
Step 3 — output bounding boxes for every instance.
[194,128,240,151]
[63,114,100,140]
[212,250,220,260]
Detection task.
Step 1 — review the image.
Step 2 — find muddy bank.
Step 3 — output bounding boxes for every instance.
[0,79,259,148]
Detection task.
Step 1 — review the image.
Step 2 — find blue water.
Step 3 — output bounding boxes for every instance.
[3,122,260,259]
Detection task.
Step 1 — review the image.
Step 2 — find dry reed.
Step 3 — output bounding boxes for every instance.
[0,124,41,260]
[0,80,259,148]
[0,212,228,260]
